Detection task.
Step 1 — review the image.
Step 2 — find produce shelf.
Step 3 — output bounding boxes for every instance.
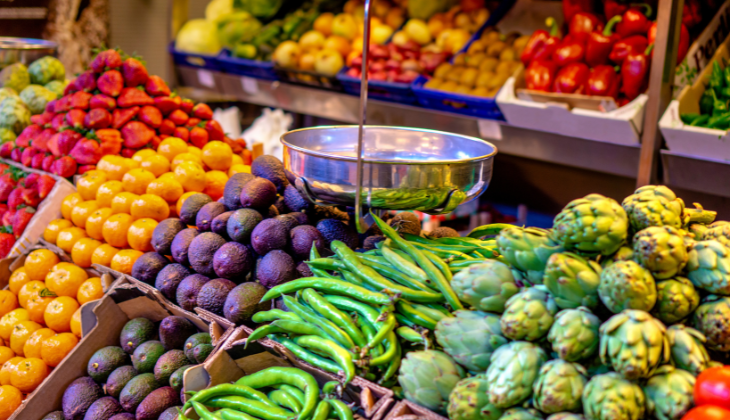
[661,150,730,198]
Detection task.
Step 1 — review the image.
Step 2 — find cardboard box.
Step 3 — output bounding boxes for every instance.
[384,400,448,420]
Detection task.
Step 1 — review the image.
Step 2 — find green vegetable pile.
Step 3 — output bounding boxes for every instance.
[682,61,730,130]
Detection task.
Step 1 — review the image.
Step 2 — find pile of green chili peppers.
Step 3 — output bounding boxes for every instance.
[180,366,354,420]
[681,61,730,130]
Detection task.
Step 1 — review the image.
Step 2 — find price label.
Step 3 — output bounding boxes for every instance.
[197,70,215,88]
[477,119,503,141]
[241,76,259,94]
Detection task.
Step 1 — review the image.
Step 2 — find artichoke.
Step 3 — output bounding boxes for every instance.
[496,226,563,285]
[27,56,65,85]
[499,408,544,420]
[643,365,695,420]
[688,223,709,240]
[500,287,558,341]
[447,375,503,420]
[622,185,685,232]
[486,341,547,408]
[703,222,730,246]
[651,277,700,324]
[666,324,711,376]
[0,97,30,134]
[599,310,669,380]
[547,307,601,362]
[532,360,587,414]
[633,226,689,279]
[598,260,656,313]
[0,87,18,102]
[544,252,602,309]
[691,294,730,351]
[0,128,15,144]
[398,350,465,413]
[44,80,66,98]
[582,372,646,420]
[19,84,56,115]
[552,194,628,256]
[451,261,521,313]
[435,310,508,373]
[0,63,30,93]
[600,246,634,268]
[546,415,585,420]
[686,240,730,295]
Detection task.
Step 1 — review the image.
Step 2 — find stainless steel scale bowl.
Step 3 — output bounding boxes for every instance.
[0,37,58,69]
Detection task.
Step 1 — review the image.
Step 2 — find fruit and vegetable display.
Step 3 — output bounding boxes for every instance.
[680,61,730,130]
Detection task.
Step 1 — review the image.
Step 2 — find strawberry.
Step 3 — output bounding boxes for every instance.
[32,128,56,153]
[185,117,201,128]
[189,126,209,148]
[159,134,170,141]
[21,188,40,208]
[145,75,170,96]
[63,82,76,96]
[122,121,154,149]
[30,153,44,170]
[74,70,97,92]
[97,70,124,97]
[65,109,87,128]
[168,109,189,126]
[30,112,53,126]
[0,204,8,222]
[204,120,225,141]
[180,99,194,114]
[97,129,123,156]
[36,174,55,199]
[151,135,162,149]
[90,49,123,73]
[0,164,8,172]
[173,126,189,141]
[117,88,153,108]
[24,173,39,189]
[2,210,15,227]
[69,91,92,110]
[20,148,38,167]
[90,94,116,110]
[112,106,140,130]
[51,113,67,131]
[46,100,57,113]
[159,119,175,135]
[192,103,213,120]
[54,96,70,113]
[78,165,97,174]
[0,173,18,201]
[70,138,101,165]
[41,155,54,172]
[10,148,22,163]
[0,231,15,258]
[57,130,82,156]
[13,207,36,238]
[0,142,14,158]
[51,156,77,178]
[15,125,42,148]
[122,58,149,87]
[223,136,242,154]
[138,105,162,128]
[7,189,23,210]
[120,149,137,158]
[84,108,112,129]
[153,96,181,115]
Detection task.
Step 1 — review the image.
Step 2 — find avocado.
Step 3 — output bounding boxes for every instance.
[155,263,192,301]
[227,208,263,243]
[153,350,189,384]
[109,414,135,420]
[223,172,255,210]
[251,155,289,193]
[389,212,421,236]
[276,214,299,231]
[159,406,183,420]
[266,204,280,218]
[131,252,170,286]
[41,411,64,420]
[159,316,197,350]
[105,365,138,399]
[62,376,103,420]
[175,274,210,311]
[169,365,194,392]
[257,250,296,289]
[428,226,460,238]
[289,211,309,225]
[184,333,212,361]
[188,232,227,276]
[83,396,124,420]
[283,184,311,213]
[151,218,187,256]
[317,218,358,249]
[120,318,157,353]
[224,282,268,324]
[87,346,129,383]
[196,202,227,232]
[290,225,324,260]
[211,211,234,239]
[171,228,199,266]
[197,278,236,315]
[250,218,289,255]
[274,196,287,215]
[297,261,313,277]
[119,373,158,413]
[310,205,349,223]
[136,386,181,420]
[180,193,213,226]
[213,242,254,280]
[132,340,165,373]
[363,235,385,250]
[239,177,277,210]
[191,344,214,363]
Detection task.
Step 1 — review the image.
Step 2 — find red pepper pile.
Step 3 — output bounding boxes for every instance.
[683,365,730,420]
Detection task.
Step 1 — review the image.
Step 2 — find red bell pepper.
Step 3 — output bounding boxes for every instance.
[562,0,595,26]
[520,18,561,65]
[609,35,649,64]
[554,62,590,94]
[616,4,653,38]
[694,366,730,411]
[620,44,653,100]
[682,0,702,29]
[553,35,586,67]
[569,12,603,43]
[586,16,622,67]
[587,65,621,98]
[604,0,629,19]
[647,21,690,64]
[525,60,558,91]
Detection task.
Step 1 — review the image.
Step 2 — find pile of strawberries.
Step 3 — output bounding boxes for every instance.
[0,49,229,178]
[0,165,56,257]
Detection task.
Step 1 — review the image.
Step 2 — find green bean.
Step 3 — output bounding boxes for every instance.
[326,398,355,420]
[422,302,451,316]
[379,340,402,384]
[401,233,438,245]
[273,336,343,374]
[301,288,368,349]
[368,330,399,366]
[468,223,514,238]
[177,408,191,420]
[356,255,435,292]
[235,366,319,420]
[472,247,499,259]
[206,396,294,420]
[313,401,331,420]
[339,269,368,288]
[396,300,438,330]
[307,258,346,271]
[293,335,356,384]
[356,317,383,358]
[411,302,451,322]
[363,249,380,255]
[247,320,332,347]
[385,241,417,265]
[394,313,418,328]
[283,296,356,351]
[192,401,223,420]
[310,265,339,279]
[217,409,259,420]
[322,295,382,328]
[182,383,274,411]
[362,313,396,356]
[275,384,306,406]
[431,236,482,245]
[396,326,425,343]
[381,245,428,281]
[322,381,341,397]
[311,243,323,260]
[269,390,303,413]
[448,259,486,269]
[252,309,302,323]
[262,277,392,306]
[420,248,453,282]
[411,241,471,259]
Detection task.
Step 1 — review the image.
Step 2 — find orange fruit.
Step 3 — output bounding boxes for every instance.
[77,172,108,201]
[26,295,54,325]
[11,357,48,392]
[71,238,103,268]
[126,158,140,170]
[0,309,29,341]
[61,193,84,221]
[110,249,143,275]
[158,172,176,182]
[187,146,202,157]
[46,262,88,299]
[202,141,233,171]
[0,347,13,366]
[95,180,124,208]
[41,332,77,367]
[8,268,29,296]
[132,149,157,162]
[140,154,171,178]
[110,191,138,215]
[204,170,228,201]
[71,200,100,228]
[229,164,251,177]
[18,281,45,309]
[70,308,82,338]
[23,328,54,359]
[171,152,202,171]
[77,277,103,305]
[0,358,22,387]
[97,155,130,181]
[130,194,169,222]
[43,219,74,244]
[56,227,88,254]
[44,297,79,333]
[0,292,17,319]
[25,249,60,282]
[146,178,184,203]
[9,320,41,356]
[102,213,134,248]
[231,153,244,166]
[91,244,119,267]
[122,168,155,195]
[127,219,158,252]
[158,137,189,161]
[176,191,198,216]
[174,161,206,192]
[85,207,113,241]
[0,384,22,418]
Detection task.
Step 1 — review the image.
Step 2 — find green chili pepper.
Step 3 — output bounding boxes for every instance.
[323,295,383,328]
[419,248,453,282]
[381,245,428,281]
[396,326,426,344]
[326,398,355,420]
[312,401,331,420]
[700,89,716,115]
[235,366,319,420]
[182,383,275,412]
[368,330,399,366]
[252,309,302,324]
[275,384,306,406]
[356,255,435,292]
[247,319,332,347]
[690,114,710,127]
[338,269,369,288]
[411,302,452,322]
[269,389,303,413]
[322,381,341,397]
[361,313,396,357]
[301,288,368,349]
[711,89,728,116]
[724,66,730,87]
[192,401,223,420]
[467,223,515,238]
[262,277,392,305]
[708,113,730,130]
[711,61,724,89]
[273,335,343,374]
[379,341,402,384]
[283,296,356,351]
[394,312,418,328]
[396,300,438,330]
[217,409,260,420]
[205,396,294,420]
[356,316,383,358]
[293,335,356,384]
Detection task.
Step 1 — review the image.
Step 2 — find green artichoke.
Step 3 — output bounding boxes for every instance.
[691,294,730,351]
[496,226,563,285]
[582,372,646,420]
[0,97,30,134]
[499,408,544,420]
[44,80,66,98]
[686,240,730,295]
[451,261,521,313]
[19,84,56,115]
[598,260,657,313]
[547,307,601,362]
[544,252,602,309]
[599,310,669,380]
[582,355,611,377]
[552,194,628,256]
[27,56,65,85]
[622,185,685,232]
[643,365,695,420]
[703,222,730,246]
[651,277,700,324]
[633,226,689,279]
[532,360,587,414]
[486,341,547,408]
[666,324,710,376]
[447,375,503,420]
[0,128,15,144]
[435,310,508,373]
[600,246,634,268]
[688,223,709,240]
[546,414,585,420]
[0,63,30,93]
[684,202,717,225]
[0,87,18,102]
[398,350,465,414]
[500,287,558,341]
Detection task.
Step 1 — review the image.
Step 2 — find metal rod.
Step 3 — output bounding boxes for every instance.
[354,0,372,233]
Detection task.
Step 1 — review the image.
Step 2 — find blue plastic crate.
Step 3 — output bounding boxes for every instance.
[217,49,278,81]
[336,70,417,104]
[168,43,221,71]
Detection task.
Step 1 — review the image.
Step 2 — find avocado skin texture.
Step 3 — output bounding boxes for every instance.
[171,228,199,266]
[251,155,289,193]
[179,193,212,226]
[119,318,157,354]
[132,340,165,373]
[151,218,187,256]
[159,406,183,420]
[136,386,181,420]
[87,346,129,383]
[105,365,138,399]
[223,172,255,210]
[317,218,358,249]
[159,316,197,350]
[82,396,124,420]
[131,252,170,286]
[226,208,262,243]
[197,278,237,316]
[62,376,104,420]
[196,202,227,232]
[41,411,64,420]
[224,282,268,324]
[183,333,212,361]
[169,364,194,392]
[119,373,158,413]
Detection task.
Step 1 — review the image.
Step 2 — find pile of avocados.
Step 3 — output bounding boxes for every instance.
[43,316,213,420]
